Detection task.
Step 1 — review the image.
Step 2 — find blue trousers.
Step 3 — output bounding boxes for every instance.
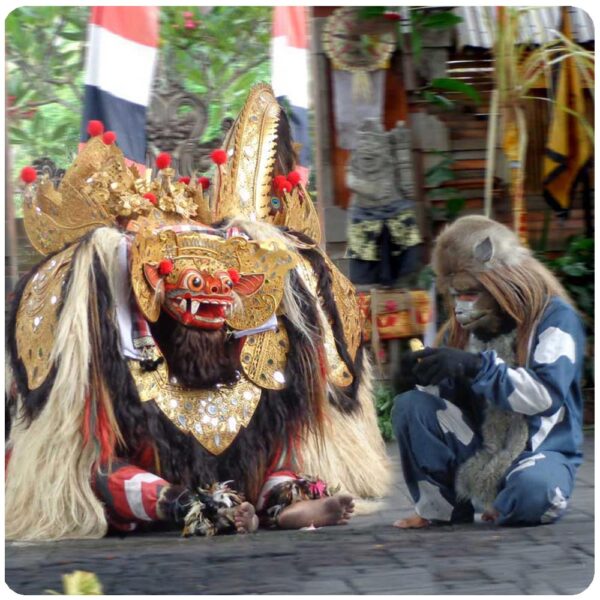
[392,390,576,526]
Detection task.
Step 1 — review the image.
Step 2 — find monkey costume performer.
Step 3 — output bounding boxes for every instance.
[392,216,585,527]
[6,85,391,541]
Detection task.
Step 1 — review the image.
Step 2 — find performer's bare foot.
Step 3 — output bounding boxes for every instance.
[393,513,431,529]
[481,509,499,523]
[277,494,355,529]
[234,501,259,534]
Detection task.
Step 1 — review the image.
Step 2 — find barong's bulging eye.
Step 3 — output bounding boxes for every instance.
[185,273,204,292]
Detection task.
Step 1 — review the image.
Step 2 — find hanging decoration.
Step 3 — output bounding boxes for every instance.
[322,7,397,150]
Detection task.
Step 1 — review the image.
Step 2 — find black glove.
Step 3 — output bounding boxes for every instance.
[391,350,420,394]
[412,347,482,386]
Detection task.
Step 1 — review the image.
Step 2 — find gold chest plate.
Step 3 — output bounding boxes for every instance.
[129,359,263,455]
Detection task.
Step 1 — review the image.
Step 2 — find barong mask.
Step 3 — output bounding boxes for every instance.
[130,225,297,331]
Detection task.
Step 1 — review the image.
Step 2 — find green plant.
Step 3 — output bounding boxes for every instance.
[357,7,480,111]
[542,235,594,387]
[374,383,396,441]
[6,6,273,215]
[424,152,466,222]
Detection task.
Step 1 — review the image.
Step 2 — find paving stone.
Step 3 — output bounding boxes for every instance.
[5,434,594,595]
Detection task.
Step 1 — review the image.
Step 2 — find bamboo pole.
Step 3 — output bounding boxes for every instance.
[483,89,498,218]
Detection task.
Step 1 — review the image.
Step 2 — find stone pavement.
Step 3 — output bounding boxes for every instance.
[5,432,594,595]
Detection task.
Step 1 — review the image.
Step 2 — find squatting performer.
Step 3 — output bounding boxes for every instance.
[392,216,585,528]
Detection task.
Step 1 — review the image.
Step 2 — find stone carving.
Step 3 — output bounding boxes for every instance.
[146,76,232,177]
[345,118,422,286]
[32,158,66,187]
[346,118,415,209]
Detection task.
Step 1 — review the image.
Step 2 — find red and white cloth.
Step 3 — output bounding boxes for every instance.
[271,6,311,183]
[81,7,159,171]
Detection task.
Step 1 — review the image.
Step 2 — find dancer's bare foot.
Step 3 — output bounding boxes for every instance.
[481,509,499,523]
[277,494,355,529]
[393,513,431,529]
[234,501,259,534]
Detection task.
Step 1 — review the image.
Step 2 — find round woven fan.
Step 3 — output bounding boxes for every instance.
[322,7,396,73]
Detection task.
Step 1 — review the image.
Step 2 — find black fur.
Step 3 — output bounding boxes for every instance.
[298,245,362,414]
[91,251,324,503]
[150,316,240,388]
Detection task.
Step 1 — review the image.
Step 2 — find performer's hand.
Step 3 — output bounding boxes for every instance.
[391,351,419,394]
[411,347,482,386]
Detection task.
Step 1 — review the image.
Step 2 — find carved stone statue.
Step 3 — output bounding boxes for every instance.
[345,118,422,287]
[145,75,232,177]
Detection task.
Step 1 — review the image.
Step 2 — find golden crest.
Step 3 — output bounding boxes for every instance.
[15,243,78,389]
[23,174,113,257]
[240,320,289,390]
[129,358,263,455]
[274,183,322,245]
[214,83,280,223]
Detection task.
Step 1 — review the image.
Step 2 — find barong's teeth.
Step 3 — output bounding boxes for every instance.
[191,300,200,314]
[179,299,187,312]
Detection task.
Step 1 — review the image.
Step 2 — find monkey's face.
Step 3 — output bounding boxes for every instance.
[448,272,505,336]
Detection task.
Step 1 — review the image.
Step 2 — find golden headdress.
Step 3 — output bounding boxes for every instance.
[213,83,322,243]
[22,136,214,257]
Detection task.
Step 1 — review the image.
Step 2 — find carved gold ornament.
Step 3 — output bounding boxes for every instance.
[129,358,263,455]
[212,84,323,244]
[22,136,209,256]
[214,84,280,223]
[239,321,289,390]
[324,252,362,362]
[274,183,322,245]
[16,243,78,389]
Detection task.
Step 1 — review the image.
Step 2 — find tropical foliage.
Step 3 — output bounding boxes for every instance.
[6,6,272,194]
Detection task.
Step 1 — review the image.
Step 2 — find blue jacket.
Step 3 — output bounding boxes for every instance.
[470,297,585,467]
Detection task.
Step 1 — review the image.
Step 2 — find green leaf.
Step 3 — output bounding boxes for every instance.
[411,30,422,61]
[59,30,84,41]
[425,167,455,186]
[358,7,387,20]
[562,263,588,277]
[429,78,482,104]
[445,197,466,218]
[420,11,463,29]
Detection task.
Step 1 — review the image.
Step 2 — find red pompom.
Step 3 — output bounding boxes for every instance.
[143,192,157,205]
[87,120,105,137]
[286,170,301,187]
[156,152,172,170]
[281,180,292,194]
[198,177,211,190]
[273,175,287,193]
[158,259,174,276]
[210,149,227,165]
[102,131,117,145]
[20,166,37,184]
[227,268,241,284]
[178,176,191,184]
[383,12,402,21]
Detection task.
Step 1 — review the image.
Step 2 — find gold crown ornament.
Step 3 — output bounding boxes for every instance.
[19,127,212,256]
